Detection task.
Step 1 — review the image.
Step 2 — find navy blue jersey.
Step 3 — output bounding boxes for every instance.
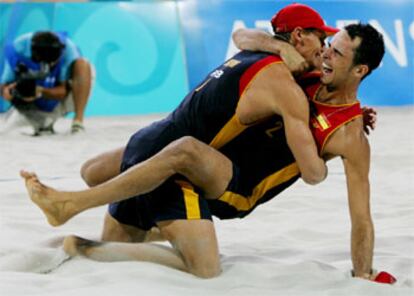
[171,51,282,145]
[115,51,300,227]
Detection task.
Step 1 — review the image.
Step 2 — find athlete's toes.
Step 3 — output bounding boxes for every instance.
[20,170,38,181]
[20,170,32,179]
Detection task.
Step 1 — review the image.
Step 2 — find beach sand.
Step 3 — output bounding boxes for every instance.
[0,107,413,295]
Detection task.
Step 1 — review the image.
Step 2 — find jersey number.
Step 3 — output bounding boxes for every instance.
[265,121,283,138]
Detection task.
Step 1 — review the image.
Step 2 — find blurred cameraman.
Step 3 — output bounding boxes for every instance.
[0,31,92,135]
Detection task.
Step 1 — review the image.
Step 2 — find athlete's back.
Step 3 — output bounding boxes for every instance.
[171,51,283,144]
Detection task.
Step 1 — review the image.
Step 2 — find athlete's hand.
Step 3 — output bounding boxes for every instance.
[232,28,309,76]
[232,28,268,52]
[279,42,309,76]
[362,106,377,135]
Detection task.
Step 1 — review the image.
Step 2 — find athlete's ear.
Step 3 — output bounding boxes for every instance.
[353,64,369,79]
[291,27,303,44]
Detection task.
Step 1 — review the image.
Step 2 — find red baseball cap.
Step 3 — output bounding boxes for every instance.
[271,3,339,36]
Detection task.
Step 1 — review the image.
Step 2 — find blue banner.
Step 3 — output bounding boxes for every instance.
[0,1,188,115]
[179,0,414,106]
[0,0,412,114]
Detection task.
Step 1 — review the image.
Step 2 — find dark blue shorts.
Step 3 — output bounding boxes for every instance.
[109,118,215,231]
[108,178,214,231]
[108,161,244,231]
[108,117,299,230]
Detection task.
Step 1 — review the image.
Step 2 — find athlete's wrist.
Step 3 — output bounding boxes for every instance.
[351,268,375,280]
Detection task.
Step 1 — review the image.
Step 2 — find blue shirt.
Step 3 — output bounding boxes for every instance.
[1,32,81,111]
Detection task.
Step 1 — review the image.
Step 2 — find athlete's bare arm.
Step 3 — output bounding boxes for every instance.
[236,62,327,185]
[323,118,375,279]
[232,28,309,75]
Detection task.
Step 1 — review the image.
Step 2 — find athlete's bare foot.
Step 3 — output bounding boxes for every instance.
[20,170,76,226]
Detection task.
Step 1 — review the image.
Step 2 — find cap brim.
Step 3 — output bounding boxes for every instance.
[321,25,339,36]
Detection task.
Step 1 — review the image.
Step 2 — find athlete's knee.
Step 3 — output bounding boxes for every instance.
[166,136,204,172]
[80,159,91,185]
[73,58,91,75]
[82,148,124,187]
[80,158,99,187]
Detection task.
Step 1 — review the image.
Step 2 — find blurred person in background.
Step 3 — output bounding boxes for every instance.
[0,31,92,135]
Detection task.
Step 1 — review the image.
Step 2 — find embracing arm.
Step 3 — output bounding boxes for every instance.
[233,28,278,52]
[232,28,308,75]
[281,83,327,184]
[237,64,326,184]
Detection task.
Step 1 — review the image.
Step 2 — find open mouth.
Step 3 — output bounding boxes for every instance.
[322,63,333,75]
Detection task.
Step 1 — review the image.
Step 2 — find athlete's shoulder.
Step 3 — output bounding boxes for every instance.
[324,115,366,157]
[242,55,294,92]
[233,50,283,65]
[237,51,290,94]
[340,117,369,160]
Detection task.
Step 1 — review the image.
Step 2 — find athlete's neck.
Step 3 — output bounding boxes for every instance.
[316,84,359,105]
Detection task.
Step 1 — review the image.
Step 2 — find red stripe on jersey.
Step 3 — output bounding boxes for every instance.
[239,55,283,97]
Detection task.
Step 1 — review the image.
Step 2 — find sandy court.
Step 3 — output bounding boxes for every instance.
[0,107,413,295]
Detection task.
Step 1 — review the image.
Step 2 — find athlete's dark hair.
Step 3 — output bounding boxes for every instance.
[345,23,385,79]
[31,31,65,64]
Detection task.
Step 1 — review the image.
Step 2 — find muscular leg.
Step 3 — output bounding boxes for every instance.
[70,58,92,124]
[101,212,164,243]
[80,147,125,187]
[158,219,221,278]
[82,149,165,242]
[63,219,220,278]
[21,136,232,226]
